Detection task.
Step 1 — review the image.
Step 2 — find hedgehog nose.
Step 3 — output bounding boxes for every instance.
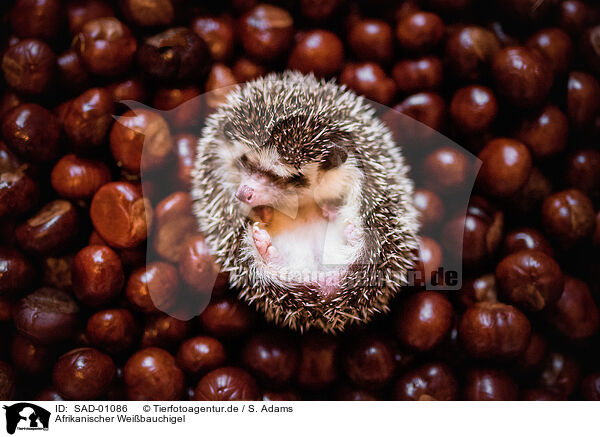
[236,185,254,203]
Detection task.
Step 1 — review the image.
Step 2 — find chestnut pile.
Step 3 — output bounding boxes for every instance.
[1,0,600,401]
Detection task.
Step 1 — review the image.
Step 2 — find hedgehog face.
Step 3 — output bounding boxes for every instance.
[220,115,354,216]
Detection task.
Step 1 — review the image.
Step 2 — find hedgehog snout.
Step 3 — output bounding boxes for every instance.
[235,172,283,206]
[236,184,255,203]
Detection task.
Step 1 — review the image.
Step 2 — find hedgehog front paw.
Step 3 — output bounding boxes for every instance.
[253,223,279,262]
[344,220,361,246]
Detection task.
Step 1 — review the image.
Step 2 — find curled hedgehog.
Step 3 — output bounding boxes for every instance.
[191,71,419,332]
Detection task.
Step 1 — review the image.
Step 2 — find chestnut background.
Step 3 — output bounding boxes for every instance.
[1,0,600,401]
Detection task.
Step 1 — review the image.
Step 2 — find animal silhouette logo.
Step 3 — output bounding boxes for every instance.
[3,403,50,434]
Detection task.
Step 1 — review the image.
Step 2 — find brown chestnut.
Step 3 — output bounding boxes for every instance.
[204,63,238,112]
[137,28,210,85]
[1,103,61,162]
[495,250,564,311]
[288,30,344,78]
[110,109,173,174]
[517,331,548,372]
[72,245,124,308]
[193,367,259,401]
[477,138,532,198]
[546,276,599,340]
[124,347,184,401]
[343,335,395,389]
[395,291,453,352]
[392,57,444,95]
[242,331,299,387]
[515,105,568,159]
[74,18,137,76]
[444,26,500,81]
[502,228,554,256]
[542,189,595,249]
[56,49,90,92]
[191,16,235,62]
[0,246,36,298]
[422,146,470,192]
[107,77,146,103]
[10,0,62,40]
[459,302,531,360]
[413,188,444,232]
[53,347,115,400]
[90,182,151,249]
[126,261,179,314]
[559,1,599,35]
[86,308,138,354]
[199,297,254,339]
[63,88,115,152]
[10,334,52,375]
[297,332,338,390]
[2,38,55,95]
[239,4,293,62]
[538,351,580,397]
[173,134,197,189]
[492,46,553,109]
[348,19,393,63]
[51,155,111,200]
[120,0,175,28]
[565,149,600,197]
[450,85,498,135]
[67,0,115,36]
[396,11,444,53]
[394,362,458,401]
[178,235,225,296]
[0,166,40,219]
[16,200,79,255]
[340,62,396,105]
[13,287,80,345]
[567,71,600,129]
[152,87,203,131]
[176,336,226,376]
[463,368,518,400]
[442,196,504,269]
[526,28,573,76]
[393,92,446,133]
[459,274,498,307]
[141,314,190,349]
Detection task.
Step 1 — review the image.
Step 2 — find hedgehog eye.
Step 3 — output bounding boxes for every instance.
[238,154,249,166]
[285,173,308,187]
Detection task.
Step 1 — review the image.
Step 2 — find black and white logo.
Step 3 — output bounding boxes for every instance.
[3,403,50,434]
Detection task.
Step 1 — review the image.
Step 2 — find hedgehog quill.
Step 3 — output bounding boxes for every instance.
[191,71,419,332]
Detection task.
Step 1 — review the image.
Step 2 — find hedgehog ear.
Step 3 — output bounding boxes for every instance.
[222,121,235,140]
[321,144,348,170]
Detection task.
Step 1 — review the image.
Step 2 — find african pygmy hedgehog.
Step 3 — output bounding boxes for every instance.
[191,71,419,332]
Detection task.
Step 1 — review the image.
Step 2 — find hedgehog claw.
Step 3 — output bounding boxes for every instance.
[253,223,279,262]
